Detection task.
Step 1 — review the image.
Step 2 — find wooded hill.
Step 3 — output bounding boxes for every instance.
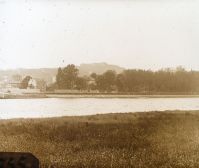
[0,63,124,84]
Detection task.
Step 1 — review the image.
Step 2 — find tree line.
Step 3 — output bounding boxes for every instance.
[54,64,199,93]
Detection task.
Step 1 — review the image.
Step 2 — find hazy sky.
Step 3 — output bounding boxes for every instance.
[0,0,199,70]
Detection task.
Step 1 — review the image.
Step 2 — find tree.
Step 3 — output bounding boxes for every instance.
[62,64,79,89]
[90,73,97,79]
[56,67,64,89]
[116,74,125,92]
[56,65,199,93]
[20,76,32,89]
[76,77,88,90]
[56,64,79,89]
[95,70,116,92]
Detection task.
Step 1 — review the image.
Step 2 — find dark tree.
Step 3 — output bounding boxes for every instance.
[95,70,116,92]
[55,64,199,94]
[76,77,88,90]
[116,74,125,92]
[56,67,64,89]
[56,64,79,89]
[90,73,97,79]
[20,76,32,89]
[62,64,79,89]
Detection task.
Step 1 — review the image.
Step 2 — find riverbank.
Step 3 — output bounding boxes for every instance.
[2,92,199,99]
[0,110,199,167]
[47,93,199,98]
[0,93,47,99]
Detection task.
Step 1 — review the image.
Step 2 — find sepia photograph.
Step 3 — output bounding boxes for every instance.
[0,0,199,167]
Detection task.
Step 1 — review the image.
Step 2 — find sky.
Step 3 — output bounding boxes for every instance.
[0,0,199,70]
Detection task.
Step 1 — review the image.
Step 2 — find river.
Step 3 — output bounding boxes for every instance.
[0,97,199,119]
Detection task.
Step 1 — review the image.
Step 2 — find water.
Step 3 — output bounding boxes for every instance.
[0,97,199,119]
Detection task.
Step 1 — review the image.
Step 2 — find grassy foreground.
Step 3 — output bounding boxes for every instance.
[0,111,199,167]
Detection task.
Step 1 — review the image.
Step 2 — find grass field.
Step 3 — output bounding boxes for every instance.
[0,111,199,167]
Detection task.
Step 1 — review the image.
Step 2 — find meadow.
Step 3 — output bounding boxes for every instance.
[0,111,199,167]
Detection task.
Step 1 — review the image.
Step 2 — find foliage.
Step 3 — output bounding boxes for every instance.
[56,64,79,89]
[20,76,32,89]
[95,70,116,92]
[95,68,199,93]
[56,64,199,93]
[90,73,97,79]
[75,77,88,90]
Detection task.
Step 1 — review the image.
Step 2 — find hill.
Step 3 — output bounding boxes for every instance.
[0,63,125,84]
[77,62,124,76]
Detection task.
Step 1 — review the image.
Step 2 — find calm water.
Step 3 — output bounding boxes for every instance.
[0,98,199,119]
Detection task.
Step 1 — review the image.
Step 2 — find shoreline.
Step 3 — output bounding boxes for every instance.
[1,93,199,99]
[46,94,199,98]
[0,110,198,120]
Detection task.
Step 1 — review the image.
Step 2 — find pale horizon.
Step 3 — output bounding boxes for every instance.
[0,62,196,72]
[0,0,199,70]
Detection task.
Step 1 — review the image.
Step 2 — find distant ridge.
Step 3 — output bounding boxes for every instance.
[0,63,125,84]
[78,62,124,76]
